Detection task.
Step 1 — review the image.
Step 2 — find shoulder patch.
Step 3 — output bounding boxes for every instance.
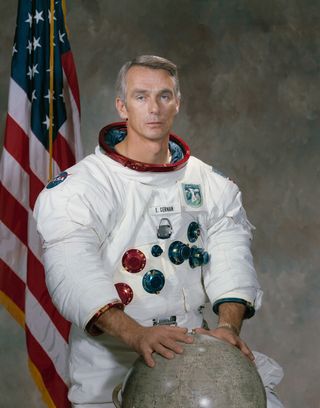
[182,183,202,208]
[46,171,69,189]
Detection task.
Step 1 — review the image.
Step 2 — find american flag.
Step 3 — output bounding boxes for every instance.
[0,1,82,407]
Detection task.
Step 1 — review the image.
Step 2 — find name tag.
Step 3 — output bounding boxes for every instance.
[150,203,181,215]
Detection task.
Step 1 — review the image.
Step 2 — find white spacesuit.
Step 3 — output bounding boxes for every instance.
[34,122,283,407]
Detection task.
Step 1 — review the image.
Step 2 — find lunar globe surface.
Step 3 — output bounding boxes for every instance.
[113,333,266,408]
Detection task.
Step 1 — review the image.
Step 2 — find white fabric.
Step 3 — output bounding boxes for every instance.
[254,351,284,408]
[34,144,280,406]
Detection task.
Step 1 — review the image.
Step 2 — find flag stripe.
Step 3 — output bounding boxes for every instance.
[0,259,25,312]
[7,78,31,134]
[61,60,82,162]
[0,148,29,210]
[0,221,27,283]
[28,359,56,408]
[26,327,70,408]
[4,115,30,174]
[0,183,28,246]
[27,212,43,263]
[61,51,80,114]
[29,130,61,185]
[53,132,76,170]
[27,249,70,341]
[3,113,61,190]
[60,80,82,162]
[0,290,25,328]
[26,289,69,383]
[29,170,45,211]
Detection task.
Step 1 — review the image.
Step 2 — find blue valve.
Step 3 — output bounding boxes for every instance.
[189,246,210,268]
[142,270,165,294]
[151,245,163,257]
[187,222,201,243]
[168,241,191,265]
[203,251,210,265]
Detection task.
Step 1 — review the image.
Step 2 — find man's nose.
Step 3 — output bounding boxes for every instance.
[148,97,160,114]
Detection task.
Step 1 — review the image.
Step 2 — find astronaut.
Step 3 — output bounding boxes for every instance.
[34,55,283,407]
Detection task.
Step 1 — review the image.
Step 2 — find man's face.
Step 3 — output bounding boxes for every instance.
[116,66,180,142]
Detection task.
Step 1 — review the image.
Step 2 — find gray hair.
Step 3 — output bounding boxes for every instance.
[115,55,181,102]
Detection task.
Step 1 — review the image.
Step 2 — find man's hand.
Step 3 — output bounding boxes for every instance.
[128,325,194,367]
[194,301,254,361]
[94,307,193,367]
[194,326,254,361]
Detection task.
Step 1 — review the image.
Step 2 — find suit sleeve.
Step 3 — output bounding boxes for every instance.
[33,176,122,331]
[202,173,263,316]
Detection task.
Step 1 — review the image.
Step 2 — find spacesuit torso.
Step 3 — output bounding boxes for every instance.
[34,123,283,407]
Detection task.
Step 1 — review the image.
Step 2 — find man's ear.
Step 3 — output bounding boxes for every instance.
[115,97,128,120]
[175,98,180,115]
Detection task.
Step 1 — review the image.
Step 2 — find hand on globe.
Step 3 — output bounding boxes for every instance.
[129,325,194,368]
[193,327,255,361]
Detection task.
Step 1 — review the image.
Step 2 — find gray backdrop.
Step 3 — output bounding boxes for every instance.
[1,1,319,407]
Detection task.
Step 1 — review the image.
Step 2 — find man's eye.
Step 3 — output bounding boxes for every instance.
[161,94,170,100]
[136,95,145,101]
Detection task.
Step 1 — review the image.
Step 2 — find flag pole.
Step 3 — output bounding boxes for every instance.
[48,0,55,180]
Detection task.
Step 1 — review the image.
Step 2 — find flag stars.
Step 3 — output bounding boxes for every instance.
[34,10,44,24]
[44,90,56,100]
[33,36,41,51]
[26,40,32,54]
[33,64,39,76]
[32,90,37,101]
[27,64,39,79]
[27,66,33,79]
[59,30,66,43]
[25,12,33,27]
[43,115,53,130]
[48,9,56,22]
[12,43,18,56]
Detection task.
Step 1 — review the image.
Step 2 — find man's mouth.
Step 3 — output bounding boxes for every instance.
[146,121,163,126]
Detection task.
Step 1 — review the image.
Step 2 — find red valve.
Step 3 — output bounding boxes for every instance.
[122,249,146,273]
[115,282,134,305]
